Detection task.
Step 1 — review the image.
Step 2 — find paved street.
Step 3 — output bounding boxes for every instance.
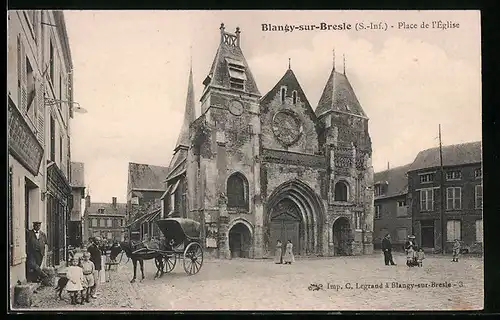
[26,253,483,311]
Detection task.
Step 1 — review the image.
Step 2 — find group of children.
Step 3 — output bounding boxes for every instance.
[405,238,462,267]
[65,252,97,305]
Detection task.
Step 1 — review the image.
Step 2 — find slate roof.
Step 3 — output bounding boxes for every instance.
[70,162,85,188]
[408,141,482,172]
[260,68,318,123]
[175,66,196,150]
[127,162,170,191]
[202,24,260,97]
[87,202,127,216]
[315,67,366,118]
[374,164,412,199]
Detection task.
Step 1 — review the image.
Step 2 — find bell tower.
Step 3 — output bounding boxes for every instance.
[192,23,263,259]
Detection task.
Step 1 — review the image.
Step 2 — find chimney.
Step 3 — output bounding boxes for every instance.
[235,27,241,47]
[220,23,225,43]
[85,195,91,208]
[112,197,117,208]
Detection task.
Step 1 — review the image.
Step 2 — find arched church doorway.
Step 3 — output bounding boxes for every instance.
[229,223,252,258]
[269,199,302,256]
[333,217,351,256]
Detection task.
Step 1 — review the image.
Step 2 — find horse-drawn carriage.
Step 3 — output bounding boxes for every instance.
[121,218,204,282]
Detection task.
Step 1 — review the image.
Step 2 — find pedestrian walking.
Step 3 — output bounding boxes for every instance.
[66,257,85,305]
[452,239,461,262]
[81,252,95,303]
[26,221,49,282]
[87,237,102,298]
[381,234,396,266]
[416,248,425,267]
[283,240,295,265]
[274,240,283,264]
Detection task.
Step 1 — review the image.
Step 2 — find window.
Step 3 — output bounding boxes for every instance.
[227,173,249,210]
[334,181,348,201]
[397,200,407,217]
[420,188,434,212]
[446,187,462,210]
[131,197,139,205]
[91,218,97,227]
[396,228,407,242]
[374,205,381,219]
[446,220,461,241]
[374,183,387,197]
[475,168,482,179]
[446,170,462,181]
[280,87,286,103]
[99,219,105,227]
[97,208,104,214]
[107,219,112,227]
[50,116,56,161]
[107,232,112,240]
[226,58,246,91]
[49,40,54,84]
[292,90,297,104]
[475,185,483,209]
[420,173,434,184]
[354,212,362,230]
[120,219,124,227]
[475,220,483,242]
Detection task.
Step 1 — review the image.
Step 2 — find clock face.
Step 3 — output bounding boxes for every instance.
[272,111,303,146]
[228,100,244,116]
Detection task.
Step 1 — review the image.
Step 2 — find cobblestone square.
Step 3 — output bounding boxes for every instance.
[25,253,483,311]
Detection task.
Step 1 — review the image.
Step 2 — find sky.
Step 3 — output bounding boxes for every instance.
[64,10,481,203]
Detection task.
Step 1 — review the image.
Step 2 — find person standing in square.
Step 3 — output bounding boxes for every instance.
[87,237,101,298]
[381,234,396,266]
[26,221,48,282]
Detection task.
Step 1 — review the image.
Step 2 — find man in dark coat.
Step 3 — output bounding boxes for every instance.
[381,233,396,266]
[26,222,48,282]
[87,237,102,298]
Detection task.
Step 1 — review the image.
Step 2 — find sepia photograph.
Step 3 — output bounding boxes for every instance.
[7,9,482,311]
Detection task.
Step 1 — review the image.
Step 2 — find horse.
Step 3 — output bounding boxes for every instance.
[119,240,166,283]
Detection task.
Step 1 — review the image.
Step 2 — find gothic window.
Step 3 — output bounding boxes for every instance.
[334,181,348,202]
[292,90,297,104]
[227,172,249,210]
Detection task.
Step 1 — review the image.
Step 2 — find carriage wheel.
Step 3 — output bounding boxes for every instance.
[183,242,203,275]
[163,254,176,273]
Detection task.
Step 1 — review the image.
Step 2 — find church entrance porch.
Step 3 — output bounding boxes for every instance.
[229,223,252,258]
[332,217,351,256]
[269,199,302,256]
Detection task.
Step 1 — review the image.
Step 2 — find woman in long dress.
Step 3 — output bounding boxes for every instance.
[283,240,295,265]
[274,240,283,264]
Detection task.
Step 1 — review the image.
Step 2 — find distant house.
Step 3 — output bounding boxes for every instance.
[373,164,412,251]
[69,162,86,247]
[407,141,482,253]
[84,196,126,243]
[126,162,169,241]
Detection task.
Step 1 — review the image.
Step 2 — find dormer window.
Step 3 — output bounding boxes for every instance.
[292,90,297,104]
[98,208,105,214]
[226,58,246,91]
[374,182,388,197]
[280,86,287,103]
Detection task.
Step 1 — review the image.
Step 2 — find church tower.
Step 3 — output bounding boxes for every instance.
[316,52,374,255]
[190,23,263,259]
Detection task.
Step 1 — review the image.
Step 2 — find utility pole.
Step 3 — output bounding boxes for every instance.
[439,124,446,255]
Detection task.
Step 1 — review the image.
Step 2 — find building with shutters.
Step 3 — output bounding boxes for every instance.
[84,196,127,243]
[373,164,412,251]
[126,163,169,241]
[8,10,75,286]
[69,162,85,247]
[407,141,483,253]
[161,23,375,259]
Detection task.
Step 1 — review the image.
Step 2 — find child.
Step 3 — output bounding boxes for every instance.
[81,253,95,303]
[406,246,416,267]
[452,239,461,262]
[416,248,425,267]
[66,257,85,305]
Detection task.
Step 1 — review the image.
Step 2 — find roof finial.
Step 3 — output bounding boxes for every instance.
[189,45,193,70]
[343,53,346,75]
[333,48,336,70]
[288,58,291,70]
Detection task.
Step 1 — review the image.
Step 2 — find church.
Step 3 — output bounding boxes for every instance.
[161,23,374,259]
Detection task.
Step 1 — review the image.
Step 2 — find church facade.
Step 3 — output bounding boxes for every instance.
[162,23,374,259]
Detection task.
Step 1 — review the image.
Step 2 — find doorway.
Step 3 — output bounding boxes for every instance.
[228,223,252,258]
[332,217,351,256]
[269,198,302,256]
[420,220,435,249]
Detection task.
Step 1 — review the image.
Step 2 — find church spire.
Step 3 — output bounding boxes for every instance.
[174,63,196,152]
[333,48,336,70]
